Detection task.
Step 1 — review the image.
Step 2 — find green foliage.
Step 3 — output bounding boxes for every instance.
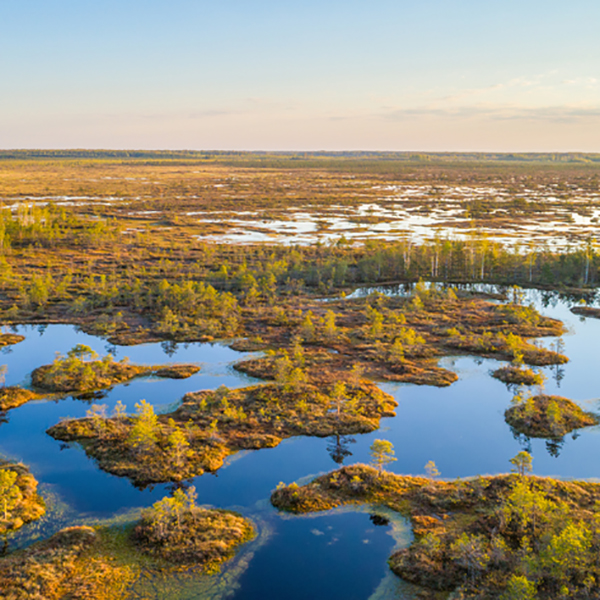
[112,400,127,419]
[86,404,108,433]
[321,310,338,341]
[370,439,397,472]
[67,344,97,360]
[148,280,240,339]
[537,521,592,583]
[501,575,537,600]
[167,420,190,467]
[300,311,315,341]
[501,478,563,539]
[329,381,353,418]
[291,336,305,367]
[449,533,490,579]
[0,468,22,521]
[365,306,384,339]
[272,349,308,392]
[510,451,533,476]
[424,460,440,479]
[128,400,159,454]
[142,486,199,539]
[135,486,254,567]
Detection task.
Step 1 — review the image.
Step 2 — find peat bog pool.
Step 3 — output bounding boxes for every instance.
[2,285,600,599]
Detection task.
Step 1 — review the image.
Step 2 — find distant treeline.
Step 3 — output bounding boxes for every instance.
[2,149,600,164]
[199,237,600,293]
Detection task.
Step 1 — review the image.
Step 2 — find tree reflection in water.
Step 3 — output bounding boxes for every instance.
[327,433,356,465]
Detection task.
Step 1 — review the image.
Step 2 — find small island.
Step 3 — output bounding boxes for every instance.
[0,332,25,347]
[505,393,598,438]
[151,364,201,379]
[133,486,255,568]
[271,463,600,599]
[492,364,545,386]
[31,344,200,394]
[0,487,253,598]
[47,379,397,486]
[0,460,46,536]
[0,386,43,411]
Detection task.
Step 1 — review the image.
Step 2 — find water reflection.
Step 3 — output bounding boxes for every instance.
[347,281,600,310]
[508,387,599,458]
[327,434,356,465]
[370,514,390,527]
[510,428,533,454]
[512,429,567,459]
[553,363,566,388]
[2,283,600,598]
[546,438,565,458]
[161,340,179,356]
[73,390,109,403]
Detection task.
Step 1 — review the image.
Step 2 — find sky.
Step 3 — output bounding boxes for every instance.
[1,0,600,151]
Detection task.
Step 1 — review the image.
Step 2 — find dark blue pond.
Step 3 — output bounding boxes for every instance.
[232,511,409,600]
[2,285,600,599]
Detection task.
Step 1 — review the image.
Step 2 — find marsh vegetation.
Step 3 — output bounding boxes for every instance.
[272,463,600,599]
[505,393,599,439]
[48,380,396,486]
[30,344,199,395]
[2,152,600,598]
[0,461,45,537]
[0,488,254,599]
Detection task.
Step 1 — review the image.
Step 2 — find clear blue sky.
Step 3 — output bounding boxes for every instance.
[2,0,599,151]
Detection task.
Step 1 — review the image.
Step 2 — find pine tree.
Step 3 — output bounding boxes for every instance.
[167,420,190,467]
[0,469,22,521]
[128,400,159,454]
[510,451,533,476]
[370,439,397,473]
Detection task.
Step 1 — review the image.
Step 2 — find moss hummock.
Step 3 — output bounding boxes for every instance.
[0,526,135,600]
[133,489,255,569]
[492,364,544,386]
[234,353,458,388]
[31,358,146,392]
[151,364,200,379]
[0,460,46,536]
[505,394,598,438]
[0,386,43,411]
[233,290,566,391]
[0,333,25,347]
[571,306,600,319]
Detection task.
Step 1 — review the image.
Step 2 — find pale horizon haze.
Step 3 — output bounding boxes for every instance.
[2,0,600,152]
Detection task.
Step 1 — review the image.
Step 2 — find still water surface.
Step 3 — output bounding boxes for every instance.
[1,286,599,598]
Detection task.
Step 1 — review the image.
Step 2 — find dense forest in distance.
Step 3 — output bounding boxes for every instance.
[2,149,600,167]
